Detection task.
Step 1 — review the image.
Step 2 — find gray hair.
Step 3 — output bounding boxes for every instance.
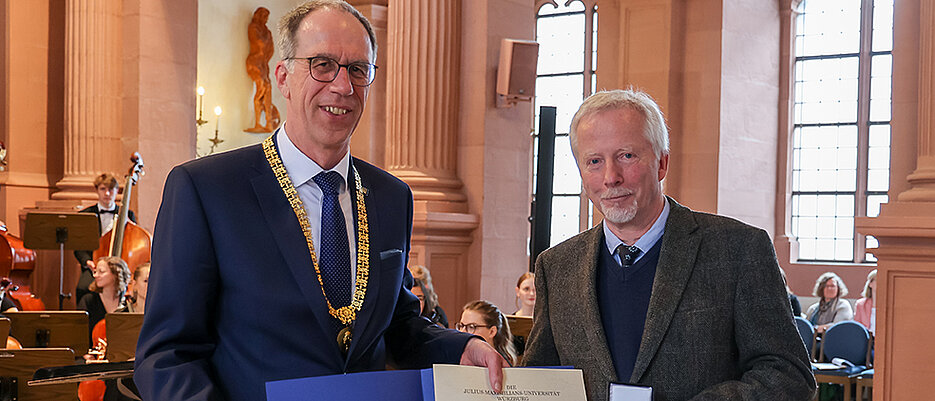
[278,0,378,62]
[813,272,849,299]
[569,89,669,159]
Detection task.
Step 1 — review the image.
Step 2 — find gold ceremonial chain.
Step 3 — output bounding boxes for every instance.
[263,136,371,327]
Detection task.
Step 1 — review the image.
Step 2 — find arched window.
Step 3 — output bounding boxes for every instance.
[533,0,597,246]
[790,0,893,262]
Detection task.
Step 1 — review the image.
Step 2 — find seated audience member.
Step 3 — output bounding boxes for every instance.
[854,269,877,332]
[513,272,535,317]
[806,272,853,333]
[779,268,802,317]
[457,300,517,366]
[78,256,131,336]
[408,265,448,328]
[127,263,150,313]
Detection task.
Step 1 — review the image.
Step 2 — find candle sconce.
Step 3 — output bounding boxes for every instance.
[195,86,224,157]
[207,106,225,151]
[196,86,209,127]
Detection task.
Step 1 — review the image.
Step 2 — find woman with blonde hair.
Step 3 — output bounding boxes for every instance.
[806,272,853,333]
[457,300,517,366]
[77,256,131,334]
[854,269,877,332]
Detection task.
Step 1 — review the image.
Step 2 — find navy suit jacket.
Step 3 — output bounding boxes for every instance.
[134,143,471,401]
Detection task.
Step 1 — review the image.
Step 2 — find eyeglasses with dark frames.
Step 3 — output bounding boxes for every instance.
[286,56,378,87]
[455,322,494,333]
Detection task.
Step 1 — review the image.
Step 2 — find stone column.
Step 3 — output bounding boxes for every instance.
[855,0,935,399]
[348,0,388,167]
[385,0,478,313]
[52,0,123,200]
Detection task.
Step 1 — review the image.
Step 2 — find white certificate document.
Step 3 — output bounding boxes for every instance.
[433,364,587,401]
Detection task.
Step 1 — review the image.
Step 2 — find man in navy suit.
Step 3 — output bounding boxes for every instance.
[134,2,505,400]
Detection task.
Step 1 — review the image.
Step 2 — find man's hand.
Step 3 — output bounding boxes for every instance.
[459,337,508,393]
[86,260,95,269]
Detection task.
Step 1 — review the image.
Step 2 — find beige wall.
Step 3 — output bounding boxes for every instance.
[196,0,292,154]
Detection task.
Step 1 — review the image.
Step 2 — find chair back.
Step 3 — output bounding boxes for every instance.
[821,320,870,365]
[794,316,816,360]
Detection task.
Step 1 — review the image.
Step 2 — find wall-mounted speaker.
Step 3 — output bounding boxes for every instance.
[496,39,539,108]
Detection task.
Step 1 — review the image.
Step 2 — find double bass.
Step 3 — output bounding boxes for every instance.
[92,153,152,274]
[86,154,150,356]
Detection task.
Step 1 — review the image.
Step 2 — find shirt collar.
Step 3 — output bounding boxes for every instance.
[97,203,116,212]
[603,198,671,254]
[276,125,351,190]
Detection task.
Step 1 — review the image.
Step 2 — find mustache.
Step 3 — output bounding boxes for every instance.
[601,188,634,200]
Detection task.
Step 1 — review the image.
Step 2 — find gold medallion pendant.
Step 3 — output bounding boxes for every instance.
[337,326,353,355]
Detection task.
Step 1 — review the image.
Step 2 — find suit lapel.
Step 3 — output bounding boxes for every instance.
[344,159,382,367]
[579,224,619,382]
[630,197,701,381]
[249,141,344,363]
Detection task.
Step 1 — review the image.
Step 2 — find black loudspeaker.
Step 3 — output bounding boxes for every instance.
[496,38,539,107]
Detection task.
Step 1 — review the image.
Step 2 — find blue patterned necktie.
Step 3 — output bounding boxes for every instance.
[616,244,642,267]
[312,171,352,308]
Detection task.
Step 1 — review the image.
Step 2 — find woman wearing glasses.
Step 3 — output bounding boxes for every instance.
[457,300,517,366]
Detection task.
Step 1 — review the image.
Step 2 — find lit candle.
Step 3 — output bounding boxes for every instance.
[196,86,206,122]
[214,106,223,133]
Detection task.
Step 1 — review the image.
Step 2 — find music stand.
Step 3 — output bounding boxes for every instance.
[4,311,90,356]
[0,348,76,401]
[23,212,99,310]
[104,312,144,362]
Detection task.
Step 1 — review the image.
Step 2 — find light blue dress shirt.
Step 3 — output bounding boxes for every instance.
[276,127,358,290]
[603,200,671,266]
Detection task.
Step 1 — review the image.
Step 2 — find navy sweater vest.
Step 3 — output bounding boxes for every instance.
[596,236,662,382]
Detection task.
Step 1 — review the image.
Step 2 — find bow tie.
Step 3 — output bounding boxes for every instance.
[100,209,117,215]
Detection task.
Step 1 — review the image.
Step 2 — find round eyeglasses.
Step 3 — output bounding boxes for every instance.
[286,56,378,87]
[455,322,493,333]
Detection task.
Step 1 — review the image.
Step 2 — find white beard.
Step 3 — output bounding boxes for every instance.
[601,199,638,224]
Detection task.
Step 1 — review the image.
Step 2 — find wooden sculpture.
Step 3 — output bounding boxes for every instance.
[245,7,280,133]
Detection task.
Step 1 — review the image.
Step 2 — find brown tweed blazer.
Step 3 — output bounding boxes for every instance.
[523,197,816,401]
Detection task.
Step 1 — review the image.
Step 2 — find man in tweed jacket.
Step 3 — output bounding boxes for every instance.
[523,89,815,401]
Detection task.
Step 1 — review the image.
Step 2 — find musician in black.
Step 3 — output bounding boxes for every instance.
[74,173,135,302]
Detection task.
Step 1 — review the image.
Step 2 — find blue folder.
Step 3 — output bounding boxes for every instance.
[266,368,434,401]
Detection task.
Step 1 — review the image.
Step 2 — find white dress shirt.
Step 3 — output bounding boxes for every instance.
[276,127,358,291]
[98,203,118,234]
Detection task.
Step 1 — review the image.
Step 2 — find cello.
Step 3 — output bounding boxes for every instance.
[0,221,43,310]
[92,153,152,275]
